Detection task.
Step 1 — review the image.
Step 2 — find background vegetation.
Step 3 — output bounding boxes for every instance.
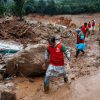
[0,0,100,17]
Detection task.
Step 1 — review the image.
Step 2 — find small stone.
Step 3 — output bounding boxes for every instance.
[1,91,17,100]
[0,74,3,81]
[71,77,75,80]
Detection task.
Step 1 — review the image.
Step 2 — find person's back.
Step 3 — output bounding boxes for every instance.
[76,28,85,44]
[92,20,95,27]
[81,23,88,37]
[88,22,91,28]
[77,34,84,44]
[75,28,86,58]
[44,36,70,93]
[92,20,96,32]
[48,43,64,66]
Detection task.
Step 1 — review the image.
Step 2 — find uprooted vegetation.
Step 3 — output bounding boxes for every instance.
[0,16,76,43]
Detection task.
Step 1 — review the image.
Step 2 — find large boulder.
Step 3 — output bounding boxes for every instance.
[5,44,47,77]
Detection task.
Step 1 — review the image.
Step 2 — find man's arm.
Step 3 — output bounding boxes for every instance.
[45,48,49,61]
[43,48,50,70]
[62,44,71,61]
[79,26,82,29]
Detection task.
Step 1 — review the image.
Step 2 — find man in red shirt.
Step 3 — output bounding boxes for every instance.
[88,21,91,29]
[92,20,96,32]
[81,22,89,38]
[75,29,86,58]
[87,21,91,36]
[44,36,70,93]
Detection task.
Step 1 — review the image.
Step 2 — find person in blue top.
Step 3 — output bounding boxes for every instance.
[75,28,86,58]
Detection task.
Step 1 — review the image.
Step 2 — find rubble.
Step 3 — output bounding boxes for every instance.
[0,81,16,100]
[0,16,76,46]
[0,91,16,100]
[0,15,77,79]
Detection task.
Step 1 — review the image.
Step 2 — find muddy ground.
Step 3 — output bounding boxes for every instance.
[0,13,100,100]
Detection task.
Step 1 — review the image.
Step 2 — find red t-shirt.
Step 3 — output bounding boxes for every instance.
[88,23,91,28]
[81,25,88,37]
[92,21,95,26]
[77,35,84,44]
[48,43,64,66]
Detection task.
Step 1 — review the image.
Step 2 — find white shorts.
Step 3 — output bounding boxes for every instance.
[45,64,66,78]
[89,27,92,31]
[92,26,95,31]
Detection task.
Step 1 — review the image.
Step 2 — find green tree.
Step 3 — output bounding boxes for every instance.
[13,0,25,20]
[37,0,46,15]
[0,2,5,16]
[45,0,56,15]
[24,0,37,14]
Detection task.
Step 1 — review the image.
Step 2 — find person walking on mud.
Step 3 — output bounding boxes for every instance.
[88,21,91,36]
[43,36,71,93]
[91,20,96,33]
[88,21,91,30]
[75,28,86,58]
[81,22,89,38]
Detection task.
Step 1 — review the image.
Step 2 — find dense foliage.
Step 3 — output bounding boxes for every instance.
[0,0,100,17]
[0,2,6,16]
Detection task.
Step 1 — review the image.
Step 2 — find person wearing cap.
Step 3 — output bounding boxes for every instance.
[75,28,86,58]
[43,36,70,93]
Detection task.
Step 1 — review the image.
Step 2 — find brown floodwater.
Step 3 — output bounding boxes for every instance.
[14,71,100,100]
